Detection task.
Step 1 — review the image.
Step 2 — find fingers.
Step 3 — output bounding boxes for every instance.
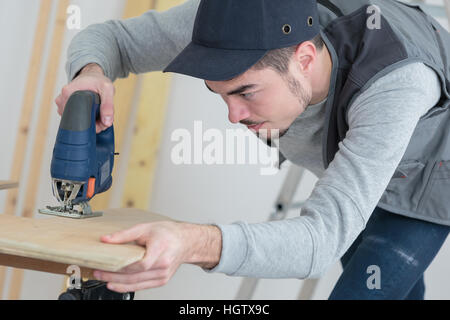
[93,242,170,293]
[54,73,115,133]
[99,83,115,128]
[96,120,109,134]
[107,278,169,293]
[59,84,76,110]
[55,94,64,115]
[101,224,148,244]
[94,268,168,285]
[94,222,187,293]
[94,268,171,293]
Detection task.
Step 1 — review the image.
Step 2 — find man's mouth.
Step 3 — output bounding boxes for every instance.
[246,122,266,131]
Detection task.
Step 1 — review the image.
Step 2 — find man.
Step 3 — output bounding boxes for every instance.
[57,0,450,299]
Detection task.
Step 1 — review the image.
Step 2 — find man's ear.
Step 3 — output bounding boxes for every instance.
[293,41,317,75]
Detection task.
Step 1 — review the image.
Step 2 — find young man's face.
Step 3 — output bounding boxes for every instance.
[205,59,312,142]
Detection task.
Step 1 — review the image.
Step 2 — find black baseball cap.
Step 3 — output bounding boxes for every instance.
[163,0,320,81]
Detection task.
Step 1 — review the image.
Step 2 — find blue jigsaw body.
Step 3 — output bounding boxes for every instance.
[50,90,115,204]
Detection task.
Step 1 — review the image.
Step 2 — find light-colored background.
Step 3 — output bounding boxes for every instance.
[0,0,448,300]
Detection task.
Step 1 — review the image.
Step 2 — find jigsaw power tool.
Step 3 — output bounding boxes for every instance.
[39,90,115,219]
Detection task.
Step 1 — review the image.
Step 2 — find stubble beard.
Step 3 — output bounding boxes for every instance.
[258,73,311,146]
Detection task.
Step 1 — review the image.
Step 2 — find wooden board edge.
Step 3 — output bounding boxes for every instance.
[0,245,142,273]
[0,253,95,279]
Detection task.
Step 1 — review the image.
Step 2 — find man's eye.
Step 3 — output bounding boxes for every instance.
[241,92,255,99]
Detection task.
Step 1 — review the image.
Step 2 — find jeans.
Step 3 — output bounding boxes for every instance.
[328,206,450,300]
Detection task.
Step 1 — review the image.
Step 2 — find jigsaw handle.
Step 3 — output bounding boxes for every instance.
[51,90,115,203]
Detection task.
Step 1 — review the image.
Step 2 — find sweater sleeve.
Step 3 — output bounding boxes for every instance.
[204,63,442,279]
[65,0,200,82]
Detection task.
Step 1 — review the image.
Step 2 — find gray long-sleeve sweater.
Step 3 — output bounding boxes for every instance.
[66,0,442,279]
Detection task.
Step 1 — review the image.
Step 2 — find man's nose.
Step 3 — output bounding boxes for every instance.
[227,101,250,124]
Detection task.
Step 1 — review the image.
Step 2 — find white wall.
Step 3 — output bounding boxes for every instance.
[0,0,449,300]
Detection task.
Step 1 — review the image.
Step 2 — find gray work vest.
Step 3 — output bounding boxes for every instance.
[280,0,450,225]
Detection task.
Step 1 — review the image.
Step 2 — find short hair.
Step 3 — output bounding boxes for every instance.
[253,34,324,74]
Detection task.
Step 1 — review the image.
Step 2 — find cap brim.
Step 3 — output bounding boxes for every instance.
[163,42,268,81]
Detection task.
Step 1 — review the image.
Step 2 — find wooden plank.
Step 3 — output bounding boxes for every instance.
[121,0,183,209]
[0,208,169,274]
[8,0,70,300]
[89,0,155,211]
[0,254,95,279]
[0,181,19,191]
[0,0,53,300]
